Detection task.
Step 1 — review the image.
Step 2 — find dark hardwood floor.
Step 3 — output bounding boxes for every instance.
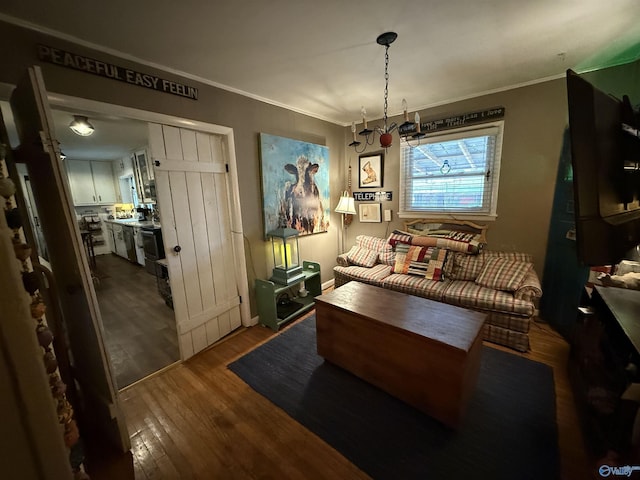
[84,307,594,480]
[94,253,179,389]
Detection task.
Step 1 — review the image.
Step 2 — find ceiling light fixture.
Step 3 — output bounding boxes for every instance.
[348,32,424,153]
[69,115,95,137]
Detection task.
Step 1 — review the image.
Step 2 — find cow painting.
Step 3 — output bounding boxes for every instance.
[260,133,330,237]
[282,156,324,233]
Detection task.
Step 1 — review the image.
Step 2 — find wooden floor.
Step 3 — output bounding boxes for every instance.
[94,254,179,389]
[85,312,592,480]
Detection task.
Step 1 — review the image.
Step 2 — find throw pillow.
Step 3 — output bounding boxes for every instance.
[475,257,533,291]
[394,244,448,281]
[346,246,379,268]
[393,244,427,274]
[422,247,449,281]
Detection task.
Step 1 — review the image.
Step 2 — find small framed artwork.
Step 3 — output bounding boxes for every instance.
[359,203,382,223]
[358,152,384,188]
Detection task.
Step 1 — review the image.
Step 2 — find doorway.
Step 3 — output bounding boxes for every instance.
[54,107,180,389]
[4,66,250,457]
[3,71,251,391]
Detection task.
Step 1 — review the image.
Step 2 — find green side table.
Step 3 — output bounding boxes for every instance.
[255,261,321,331]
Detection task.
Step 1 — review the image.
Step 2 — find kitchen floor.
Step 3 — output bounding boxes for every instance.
[93,253,179,389]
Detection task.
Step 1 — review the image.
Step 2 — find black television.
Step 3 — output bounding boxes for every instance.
[566,69,640,266]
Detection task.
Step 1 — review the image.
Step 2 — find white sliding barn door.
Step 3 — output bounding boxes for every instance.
[149,124,242,359]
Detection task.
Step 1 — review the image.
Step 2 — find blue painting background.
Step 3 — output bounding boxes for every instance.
[260,133,330,237]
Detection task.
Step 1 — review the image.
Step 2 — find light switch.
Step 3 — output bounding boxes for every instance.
[384,209,392,221]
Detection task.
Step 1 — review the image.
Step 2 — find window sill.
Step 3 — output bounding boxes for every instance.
[397,212,497,222]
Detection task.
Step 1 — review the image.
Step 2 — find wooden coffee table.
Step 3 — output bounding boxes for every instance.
[315,281,486,428]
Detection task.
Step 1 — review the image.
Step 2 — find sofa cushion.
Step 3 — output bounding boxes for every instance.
[355,235,392,253]
[447,252,486,281]
[447,251,535,281]
[378,250,396,266]
[346,246,378,268]
[381,274,449,302]
[475,257,533,292]
[333,264,392,286]
[442,280,535,317]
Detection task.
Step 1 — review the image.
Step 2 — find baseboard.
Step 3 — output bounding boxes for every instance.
[322,278,335,291]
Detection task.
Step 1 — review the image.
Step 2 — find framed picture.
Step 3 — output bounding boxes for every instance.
[358,152,384,188]
[359,203,382,223]
[259,133,330,238]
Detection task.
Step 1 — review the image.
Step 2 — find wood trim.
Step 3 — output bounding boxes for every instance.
[153,159,226,173]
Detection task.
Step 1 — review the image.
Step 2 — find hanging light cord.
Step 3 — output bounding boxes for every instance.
[383,43,390,133]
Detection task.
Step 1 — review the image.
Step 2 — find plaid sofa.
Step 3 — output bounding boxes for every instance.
[333,235,542,352]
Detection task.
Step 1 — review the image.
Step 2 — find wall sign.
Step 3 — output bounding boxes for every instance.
[398,107,505,136]
[353,191,392,201]
[37,45,198,100]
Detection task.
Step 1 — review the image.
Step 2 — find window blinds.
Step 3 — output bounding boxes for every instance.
[399,123,503,217]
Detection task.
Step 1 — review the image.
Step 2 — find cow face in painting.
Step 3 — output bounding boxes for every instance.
[283,156,323,234]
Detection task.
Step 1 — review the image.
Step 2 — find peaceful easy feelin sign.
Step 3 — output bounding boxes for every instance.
[38,45,198,100]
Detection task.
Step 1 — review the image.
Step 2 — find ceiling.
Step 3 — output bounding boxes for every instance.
[2,0,640,127]
[49,108,147,161]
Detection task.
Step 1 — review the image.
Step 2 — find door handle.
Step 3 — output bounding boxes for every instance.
[99,195,102,201]
[173,245,182,253]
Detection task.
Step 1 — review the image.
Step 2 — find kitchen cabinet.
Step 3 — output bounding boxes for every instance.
[66,159,117,205]
[112,223,127,258]
[115,154,134,178]
[132,226,146,266]
[105,221,115,254]
[133,149,156,204]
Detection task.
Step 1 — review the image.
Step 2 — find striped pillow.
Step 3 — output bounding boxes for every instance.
[346,246,379,268]
[387,230,413,249]
[475,257,533,291]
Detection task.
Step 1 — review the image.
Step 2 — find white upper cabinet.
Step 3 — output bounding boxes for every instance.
[66,159,117,205]
[66,160,95,204]
[91,161,118,204]
[133,148,156,204]
[114,154,134,178]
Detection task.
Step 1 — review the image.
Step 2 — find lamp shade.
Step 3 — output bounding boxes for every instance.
[335,191,356,214]
[69,115,95,136]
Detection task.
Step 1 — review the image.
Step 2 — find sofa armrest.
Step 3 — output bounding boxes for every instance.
[336,253,350,267]
[514,269,542,302]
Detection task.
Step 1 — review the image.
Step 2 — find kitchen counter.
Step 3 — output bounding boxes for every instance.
[106,218,161,229]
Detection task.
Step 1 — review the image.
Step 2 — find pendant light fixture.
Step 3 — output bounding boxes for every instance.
[69,115,95,137]
[348,32,424,153]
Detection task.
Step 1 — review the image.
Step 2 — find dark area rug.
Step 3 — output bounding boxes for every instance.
[229,316,559,480]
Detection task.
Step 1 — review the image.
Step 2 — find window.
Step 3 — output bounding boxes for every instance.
[399,121,504,220]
